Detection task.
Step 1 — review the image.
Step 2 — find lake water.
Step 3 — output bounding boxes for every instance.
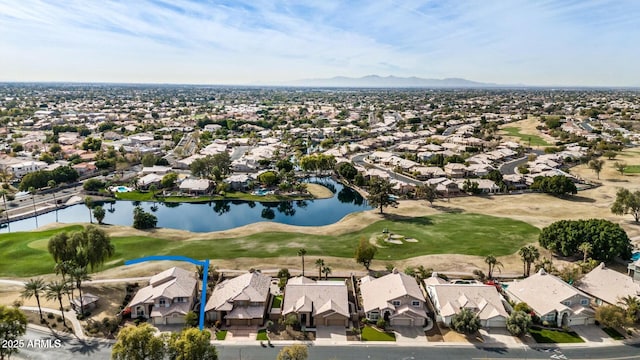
[1,178,371,233]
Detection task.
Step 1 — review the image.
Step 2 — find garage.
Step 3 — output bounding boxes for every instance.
[391,318,413,326]
[325,318,347,327]
[166,314,185,324]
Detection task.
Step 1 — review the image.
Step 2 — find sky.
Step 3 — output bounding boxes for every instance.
[0,0,639,86]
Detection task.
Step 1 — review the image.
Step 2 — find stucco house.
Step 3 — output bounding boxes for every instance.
[281,277,350,328]
[577,263,640,307]
[359,269,428,327]
[506,269,595,327]
[205,270,271,326]
[127,267,198,325]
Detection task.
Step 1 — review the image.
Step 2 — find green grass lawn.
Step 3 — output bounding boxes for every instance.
[528,327,585,343]
[215,330,227,340]
[361,326,396,341]
[256,329,268,341]
[623,165,640,174]
[115,190,313,202]
[272,295,283,309]
[501,127,550,146]
[0,213,539,277]
[602,327,625,340]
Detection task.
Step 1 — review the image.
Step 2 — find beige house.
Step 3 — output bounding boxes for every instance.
[205,271,271,326]
[443,163,467,178]
[282,277,350,328]
[127,267,198,325]
[360,269,428,327]
[506,269,595,327]
[577,263,640,307]
[425,278,509,328]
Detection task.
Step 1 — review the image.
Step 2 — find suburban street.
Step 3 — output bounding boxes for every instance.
[499,150,545,175]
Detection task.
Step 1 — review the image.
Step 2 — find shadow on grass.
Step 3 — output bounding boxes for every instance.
[606,178,629,182]
[431,205,465,214]
[380,214,434,225]
[563,195,596,203]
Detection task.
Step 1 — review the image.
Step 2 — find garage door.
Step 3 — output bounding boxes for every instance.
[326,318,347,327]
[392,318,413,326]
[166,315,185,324]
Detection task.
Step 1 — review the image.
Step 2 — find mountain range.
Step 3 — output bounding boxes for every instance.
[283,75,501,88]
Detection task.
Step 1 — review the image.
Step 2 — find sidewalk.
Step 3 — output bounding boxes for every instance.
[21,305,87,340]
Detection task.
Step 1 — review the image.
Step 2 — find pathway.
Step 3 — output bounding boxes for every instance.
[21,305,87,340]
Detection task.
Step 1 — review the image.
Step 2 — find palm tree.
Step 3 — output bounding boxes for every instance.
[69,266,91,315]
[84,196,93,223]
[578,242,592,263]
[297,248,307,276]
[315,259,325,279]
[22,278,46,321]
[48,180,58,222]
[54,260,75,302]
[45,281,68,326]
[619,295,640,323]
[0,189,10,232]
[321,265,332,280]
[518,245,540,277]
[28,186,38,228]
[484,254,503,279]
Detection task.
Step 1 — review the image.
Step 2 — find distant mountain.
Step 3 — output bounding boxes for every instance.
[284,75,501,88]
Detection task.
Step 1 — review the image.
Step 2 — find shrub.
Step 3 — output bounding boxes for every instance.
[450,308,481,334]
[47,313,55,319]
[376,318,387,330]
[57,316,63,323]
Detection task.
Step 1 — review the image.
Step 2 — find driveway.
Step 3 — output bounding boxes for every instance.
[226,326,258,341]
[316,326,347,343]
[394,326,426,343]
[572,325,618,344]
[479,328,521,345]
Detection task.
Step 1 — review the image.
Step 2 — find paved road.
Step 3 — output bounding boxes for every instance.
[499,149,545,175]
[16,328,640,360]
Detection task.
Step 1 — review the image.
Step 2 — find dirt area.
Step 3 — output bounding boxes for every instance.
[80,283,127,322]
[306,183,334,199]
[440,327,483,343]
[425,323,444,342]
[266,324,315,341]
[23,309,73,332]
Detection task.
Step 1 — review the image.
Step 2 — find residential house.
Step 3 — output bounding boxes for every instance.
[127,267,198,325]
[205,271,271,326]
[179,179,213,195]
[506,269,595,327]
[8,160,48,178]
[360,269,428,327]
[224,174,254,191]
[281,277,350,328]
[444,163,467,178]
[579,263,640,307]
[138,173,163,190]
[628,259,640,282]
[425,278,509,328]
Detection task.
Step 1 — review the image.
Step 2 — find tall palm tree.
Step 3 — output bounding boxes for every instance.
[48,180,58,222]
[45,281,68,326]
[54,260,75,302]
[484,254,503,280]
[28,186,38,228]
[578,242,593,263]
[518,245,540,277]
[22,278,46,321]
[297,248,307,277]
[84,196,93,223]
[69,266,91,315]
[0,189,9,232]
[315,259,325,279]
[321,265,332,280]
[619,295,640,323]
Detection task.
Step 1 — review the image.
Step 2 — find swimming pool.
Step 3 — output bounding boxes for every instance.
[632,252,640,261]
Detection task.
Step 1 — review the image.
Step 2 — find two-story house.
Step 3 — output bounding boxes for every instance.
[506,269,595,327]
[359,269,428,327]
[127,267,198,325]
[205,270,271,326]
[281,277,350,328]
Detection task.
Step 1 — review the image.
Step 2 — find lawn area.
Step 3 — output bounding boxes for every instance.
[528,327,584,343]
[215,330,227,340]
[115,190,314,203]
[256,329,268,341]
[623,165,640,174]
[602,327,625,340]
[0,213,539,277]
[501,127,550,146]
[272,295,283,309]
[361,326,396,341]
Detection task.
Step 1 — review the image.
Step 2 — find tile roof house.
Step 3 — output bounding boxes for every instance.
[205,271,271,326]
[506,269,595,327]
[360,269,428,327]
[577,263,640,307]
[282,277,350,328]
[127,267,198,325]
[425,278,509,328]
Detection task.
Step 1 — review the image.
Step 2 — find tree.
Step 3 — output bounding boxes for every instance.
[578,242,592,263]
[506,310,532,336]
[83,178,106,192]
[69,266,90,315]
[484,255,503,279]
[48,179,58,220]
[47,225,115,271]
[133,205,157,229]
[366,178,397,214]
[530,175,577,197]
[184,311,198,328]
[335,162,358,181]
[595,305,630,329]
[112,323,166,360]
[611,188,640,223]
[93,206,106,225]
[518,245,540,277]
[84,196,93,223]
[0,189,10,232]
[614,161,627,176]
[141,154,157,167]
[276,159,294,173]
[588,159,604,179]
[161,172,178,189]
[276,344,308,360]
[45,281,68,326]
[297,248,307,277]
[167,328,218,360]
[415,184,437,205]
[539,219,632,261]
[462,179,481,195]
[258,171,279,186]
[354,237,377,270]
[28,186,38,228]
[315,259,324,279]
[618,295,640,324]
[604,151,618,160]
[0,305,27,360]
[450,308,481,334]
[322,265,332,279]
[21,278,45,321]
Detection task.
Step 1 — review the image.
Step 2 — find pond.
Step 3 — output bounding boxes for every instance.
[1,178,371,233]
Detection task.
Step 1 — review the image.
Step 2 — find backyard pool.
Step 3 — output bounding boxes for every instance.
[632,252,640,262]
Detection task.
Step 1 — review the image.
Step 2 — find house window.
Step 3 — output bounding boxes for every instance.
[392,300,401,306]
[369,311,379,321]
[580,299,589,306]
[562,300,571,306]
[412,300,421,307]
[159,299,166,306]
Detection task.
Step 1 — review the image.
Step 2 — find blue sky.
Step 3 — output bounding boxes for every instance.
[0,0,638,86]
